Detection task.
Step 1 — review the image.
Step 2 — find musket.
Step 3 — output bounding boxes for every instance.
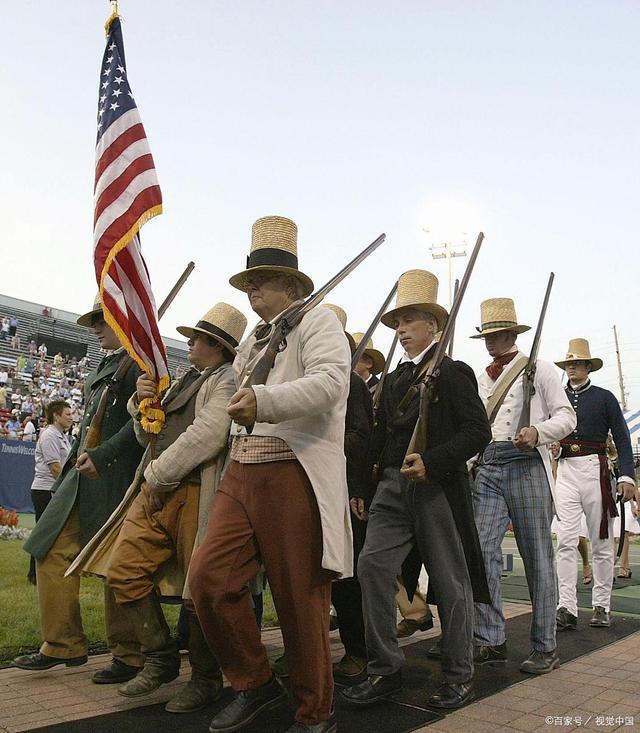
[242,234,386,394]
[447,278,460,357]
[83,261,196,451]
[372,332,399,413]
[404,232,485,461]
[351,281,398,370]
[515,272,555,434]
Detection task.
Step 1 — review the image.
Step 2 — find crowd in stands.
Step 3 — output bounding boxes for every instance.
[0,311,91,442]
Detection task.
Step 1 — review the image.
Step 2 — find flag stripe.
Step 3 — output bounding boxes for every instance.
[95,136,151,203]
[95,121,147,188]
[95,152,156,225]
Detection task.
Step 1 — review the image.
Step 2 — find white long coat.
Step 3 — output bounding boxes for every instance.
[233,306,353,578]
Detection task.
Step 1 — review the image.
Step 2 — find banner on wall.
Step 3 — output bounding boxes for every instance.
[0,439,36,512]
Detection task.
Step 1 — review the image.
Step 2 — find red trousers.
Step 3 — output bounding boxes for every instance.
[190,460,333,725]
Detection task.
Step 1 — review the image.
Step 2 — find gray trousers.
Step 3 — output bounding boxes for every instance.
[473,442,557,653]
[358,468,474,683]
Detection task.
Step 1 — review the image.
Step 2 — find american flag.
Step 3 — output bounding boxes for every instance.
[94,13,169,431]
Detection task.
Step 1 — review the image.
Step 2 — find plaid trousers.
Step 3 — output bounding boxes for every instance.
[473,441,557,653]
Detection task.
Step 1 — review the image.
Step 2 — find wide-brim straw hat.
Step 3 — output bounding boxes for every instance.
[77,293,103,328]
[351,331,385,375]
[322,304,356,352]
[470,297,531,339]
[380,270,448,331]
[177,302,247,356]
[555,338,603,372]
[229,216,314,297]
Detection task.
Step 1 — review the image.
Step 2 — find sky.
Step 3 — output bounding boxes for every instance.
[2,1,639,408]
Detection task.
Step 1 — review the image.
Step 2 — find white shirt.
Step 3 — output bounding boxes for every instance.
[399,342,434,366]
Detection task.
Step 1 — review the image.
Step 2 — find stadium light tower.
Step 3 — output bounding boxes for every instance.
[423,229,468,308]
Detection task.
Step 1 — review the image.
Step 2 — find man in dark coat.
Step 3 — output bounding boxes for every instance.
[15,297,144,683]
[342,270,491,711]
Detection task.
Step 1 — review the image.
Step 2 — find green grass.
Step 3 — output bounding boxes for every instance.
[0,534,277,666]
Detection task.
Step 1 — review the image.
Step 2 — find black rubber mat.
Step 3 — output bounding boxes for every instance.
[30,611,640,732]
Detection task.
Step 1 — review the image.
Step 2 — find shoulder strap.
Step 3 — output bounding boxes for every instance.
[485,355,528,425]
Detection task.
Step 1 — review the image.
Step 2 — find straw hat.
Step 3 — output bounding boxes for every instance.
[352,332,385,375]
[229,216,314,297]
[322,304,356,352]
[77,293,103,328]
[555,338,603,372]
[470,298,531,339]
[177,303,247,356]
[380,270,448,330]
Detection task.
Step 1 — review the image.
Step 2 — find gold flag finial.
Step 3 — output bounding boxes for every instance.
[105,1,120,34]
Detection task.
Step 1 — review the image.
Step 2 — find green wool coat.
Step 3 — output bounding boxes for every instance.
[24,352,143,561]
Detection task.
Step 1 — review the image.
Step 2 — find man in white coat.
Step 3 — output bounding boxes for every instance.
[190,216,351,733]
[471,298,576,674]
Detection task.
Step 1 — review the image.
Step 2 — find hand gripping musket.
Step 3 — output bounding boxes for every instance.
[241,234,386,406]
[403,232,485,464]
[82,261,196,451]
[351,281,398,370]
[514,272,555,435]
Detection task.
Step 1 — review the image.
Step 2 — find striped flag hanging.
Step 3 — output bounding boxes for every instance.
[94,10,169,433]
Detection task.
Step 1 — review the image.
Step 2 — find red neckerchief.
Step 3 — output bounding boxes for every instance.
[486,350,518,381]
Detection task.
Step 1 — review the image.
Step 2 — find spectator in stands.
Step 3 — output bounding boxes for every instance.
[26,400,73,584]
[53,352,63,368]
[10,316,20,349]
[38,343,48,359]
[22,416,37,442]
[1,316,9,341]
[25,356,35,374]
[22,394,35,416]
[6,411,22,438]
[16,354,27,373]
[28,339,37,356]
[0,384,7,409]
[0,368,8,387]
[11,389,22,408]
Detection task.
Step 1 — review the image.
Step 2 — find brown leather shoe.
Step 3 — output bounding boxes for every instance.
[396,615,434,638]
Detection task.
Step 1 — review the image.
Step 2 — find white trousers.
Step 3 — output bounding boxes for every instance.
[555,455,615,615]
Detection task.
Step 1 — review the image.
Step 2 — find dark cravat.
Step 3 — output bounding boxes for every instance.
[486,350,518,381]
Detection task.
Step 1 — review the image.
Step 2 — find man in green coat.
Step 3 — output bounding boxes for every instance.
[14,297,144,684]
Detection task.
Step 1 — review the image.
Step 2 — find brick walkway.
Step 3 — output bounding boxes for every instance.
[1,602,638,733]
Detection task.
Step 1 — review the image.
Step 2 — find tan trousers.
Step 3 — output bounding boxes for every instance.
[396,576,431,622]
[107,481,200,604]
[36,504,143,666]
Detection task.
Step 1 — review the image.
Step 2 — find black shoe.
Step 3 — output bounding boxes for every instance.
[426,641,442,659]
[556,607,578,631]
[427,681,475,709]
[519,649,559,674]
[285,712,338,732]
[473,641,507,665]
[92,658,143,684]
[340,671,402,706]
[590,606,611,627]
[208,675,287,732]
[13,652,88,671]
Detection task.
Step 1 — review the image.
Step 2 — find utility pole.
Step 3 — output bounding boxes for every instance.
[613,324,628,409]
[424,231,468,308]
